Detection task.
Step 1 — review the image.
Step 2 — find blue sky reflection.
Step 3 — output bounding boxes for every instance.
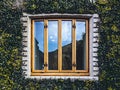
[48,21,58,52]
[34,20,85,53]
[62,21,72,46]
[35,21,44,52]
[76,21,85,41]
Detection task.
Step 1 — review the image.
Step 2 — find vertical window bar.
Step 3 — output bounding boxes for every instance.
[58,19,62,72]
[72,19,76,72]
[31,20,34,72]
[44,19,48,72]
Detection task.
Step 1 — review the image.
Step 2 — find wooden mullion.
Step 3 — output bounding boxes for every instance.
[58,19,62,72]
[44,19,48,72]
[31,20,34,72]
[72,19,76,72]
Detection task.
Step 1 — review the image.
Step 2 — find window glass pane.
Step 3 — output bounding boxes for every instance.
[48,21,58,70]
[34,21,44,70]
[76,20,86,70]
[62,21,72,70]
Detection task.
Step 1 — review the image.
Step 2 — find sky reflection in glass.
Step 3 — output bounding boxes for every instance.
[76,21,85,41]
[62,21,72,70]
[34,20,85,53]
[48,21,58,52]
[35,21,44,52]
[62,21,72,46]
[34,21,44,70]
[76,21,86,70]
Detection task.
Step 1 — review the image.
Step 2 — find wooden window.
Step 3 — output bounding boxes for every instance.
[31,18,89,76]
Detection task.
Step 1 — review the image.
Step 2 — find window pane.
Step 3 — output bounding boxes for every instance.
[76,21,86,70]
[62,21,72,70]
[34,21,44,70]
[48,21,58,70]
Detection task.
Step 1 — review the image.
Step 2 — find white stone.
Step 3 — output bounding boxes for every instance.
[22,60,27,64]
[22,66,27,70]
[22,32,28,36]
[93,53,98,57]
[23,36,28,41]
[93,67,99,71]
[93,43,99,47]
[93,33,99,37]
[93,62,98,66]
[23,47,27,51]
[93,58,98,61]
[22,41,27,46]
[93,23,97,27]
[93,28,98,32]
[93,48,98,52]
[23,22,28,27]
[22,52,27,56]
[93,72,99,76]
[93,18,100,23]
[93,38,99,42]
[20,17,28,22]
[22,56,27,60]
[93,14,99,18]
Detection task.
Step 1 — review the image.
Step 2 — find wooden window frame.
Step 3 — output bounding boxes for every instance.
[31,18,89,76]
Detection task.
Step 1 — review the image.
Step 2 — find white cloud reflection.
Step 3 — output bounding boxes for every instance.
[35,20,85,52]
[48,21,58,52]
[62,21,72,46]
[48,21,58,43]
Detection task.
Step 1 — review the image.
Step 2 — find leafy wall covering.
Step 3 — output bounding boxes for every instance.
[0,0,120,89]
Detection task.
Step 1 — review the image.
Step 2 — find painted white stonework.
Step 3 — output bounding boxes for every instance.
[21,13,100,80]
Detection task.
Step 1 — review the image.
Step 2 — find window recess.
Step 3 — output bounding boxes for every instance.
[31,19,89,76]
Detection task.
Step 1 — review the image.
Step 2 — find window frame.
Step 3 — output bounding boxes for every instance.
[31,18,89,76]
[21,13,99,80]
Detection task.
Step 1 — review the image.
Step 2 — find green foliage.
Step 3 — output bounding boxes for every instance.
[96,0,120,89]
[0,0,120,89]
[24,0,96,14]
[0,0,23,89]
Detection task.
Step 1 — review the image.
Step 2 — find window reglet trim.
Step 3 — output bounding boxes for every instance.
[21,13,99,80]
